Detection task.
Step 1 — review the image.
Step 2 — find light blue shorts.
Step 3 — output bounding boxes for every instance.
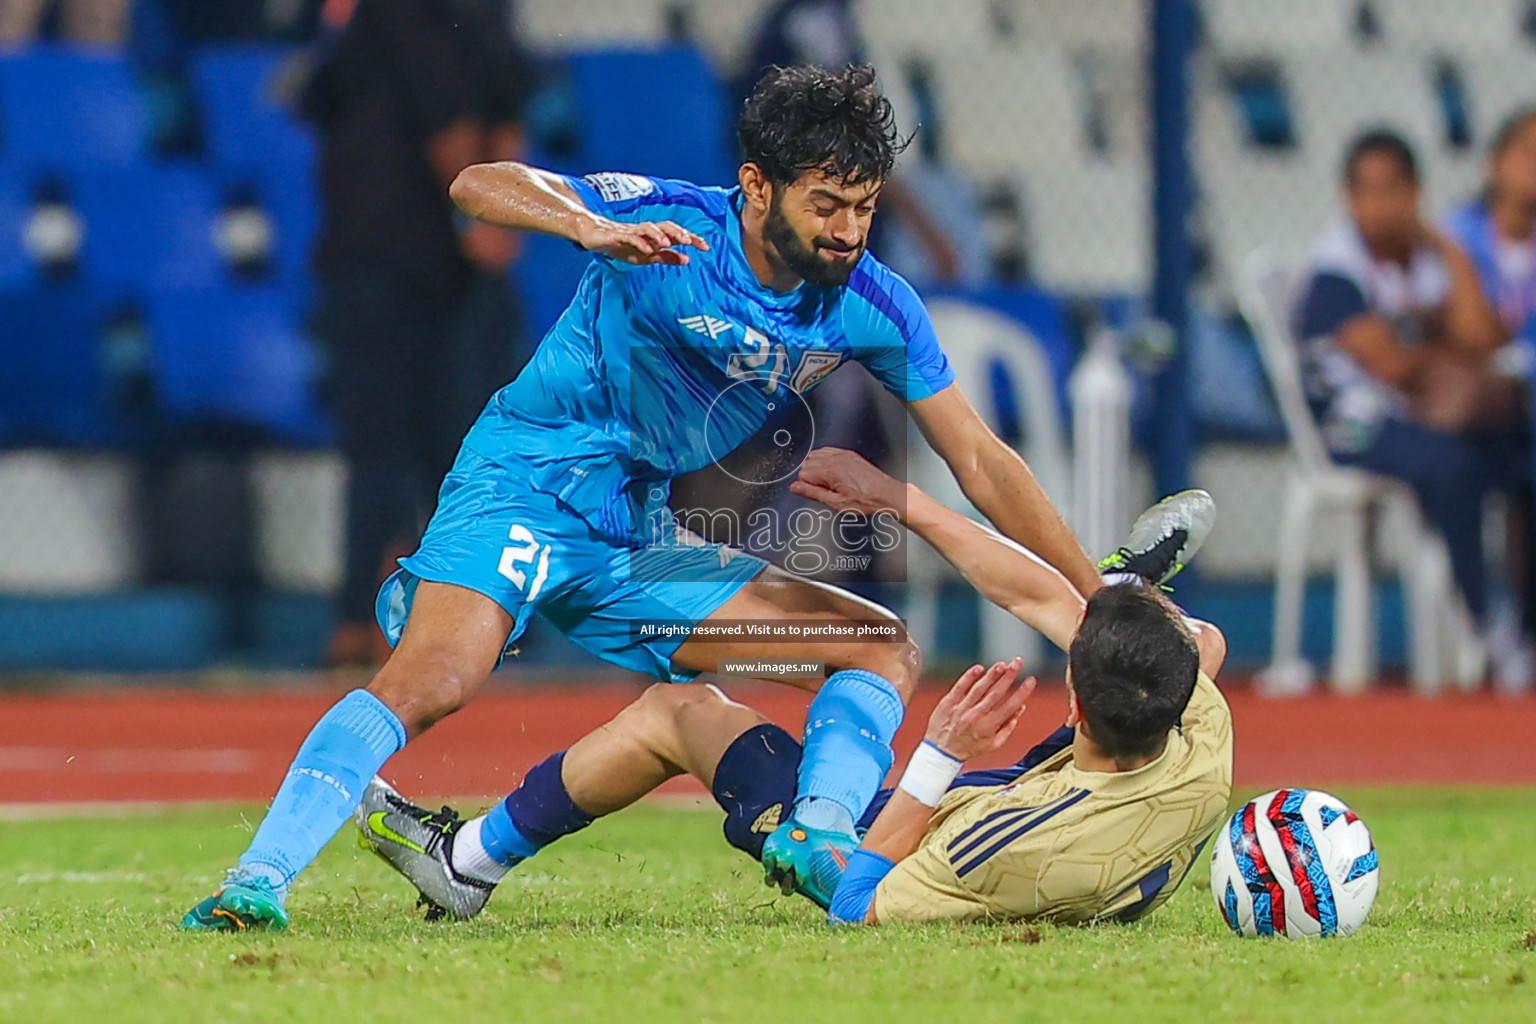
[375,448,767,682]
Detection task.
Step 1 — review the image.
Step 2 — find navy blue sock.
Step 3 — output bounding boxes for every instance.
[711,724,802,860]
[480,752,595,865]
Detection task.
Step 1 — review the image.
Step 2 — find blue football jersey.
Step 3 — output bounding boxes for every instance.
[461,172,954,543]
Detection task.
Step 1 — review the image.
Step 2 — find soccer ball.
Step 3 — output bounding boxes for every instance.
[1210,788,1379,938]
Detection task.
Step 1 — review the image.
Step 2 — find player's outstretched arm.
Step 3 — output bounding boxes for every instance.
[448,161,709,266]
[791,448,1085,651]
[908,386,1101,596]
[828,660,1034,925]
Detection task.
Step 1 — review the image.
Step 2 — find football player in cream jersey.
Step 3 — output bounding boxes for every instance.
[355,448,1229,926]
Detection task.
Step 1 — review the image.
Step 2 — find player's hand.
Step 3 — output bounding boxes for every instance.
[924,658,1036,763]
[574,214,709,266]
[790,447,905,517]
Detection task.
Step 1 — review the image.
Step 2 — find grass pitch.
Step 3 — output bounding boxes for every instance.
[2,788,1534,1024]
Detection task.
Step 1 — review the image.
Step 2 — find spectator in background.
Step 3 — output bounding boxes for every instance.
[0,0,129,45]
[1294,130,1533,692]
[1444,106,1536,692]
[299,0,531,667]
[1447,107,1536,345]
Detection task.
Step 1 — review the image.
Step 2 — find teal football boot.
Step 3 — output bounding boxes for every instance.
[182,875,289,932]
[760,816,856,909]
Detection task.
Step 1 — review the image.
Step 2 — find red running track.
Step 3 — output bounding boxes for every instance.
[1,678,1533,807]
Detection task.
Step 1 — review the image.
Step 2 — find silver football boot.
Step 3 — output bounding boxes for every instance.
[354,775,495,921]
[1097,488,1218,586]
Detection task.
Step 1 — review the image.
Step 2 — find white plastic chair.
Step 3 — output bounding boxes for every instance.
[1201,0,1361,54]
[1374,0,1528,53]
[907,299,1072,670]
[1238,249,1479,695]
[1282,52,1443,179]
[0,452,139,593]
[935,44,1084,177]
[1020,159,1150,295]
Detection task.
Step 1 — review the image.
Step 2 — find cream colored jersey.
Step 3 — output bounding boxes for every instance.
[874,671,1233,925]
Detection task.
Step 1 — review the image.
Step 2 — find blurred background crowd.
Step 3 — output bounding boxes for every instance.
[4,0,1536,698]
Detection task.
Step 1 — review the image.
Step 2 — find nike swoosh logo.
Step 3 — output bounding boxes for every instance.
[826,843,849,870]
[367,811,426,854]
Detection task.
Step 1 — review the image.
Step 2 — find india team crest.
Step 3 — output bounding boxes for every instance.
[789,351,844,393]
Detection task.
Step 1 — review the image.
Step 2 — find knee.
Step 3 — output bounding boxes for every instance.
[624,682,722,735]
[367,660,479,736]
[603,682,720,760]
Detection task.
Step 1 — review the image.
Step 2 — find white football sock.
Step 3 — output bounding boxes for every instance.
[451,815,512,884]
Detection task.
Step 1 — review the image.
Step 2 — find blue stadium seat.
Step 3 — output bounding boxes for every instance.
[191,45,316,172]
[0,169,32,288]
[0,285,113,446]
[567,47,735,187]
[144,286,328,444]
[247,162,318,290]
[0,48,149,171]
[73,165,225,298]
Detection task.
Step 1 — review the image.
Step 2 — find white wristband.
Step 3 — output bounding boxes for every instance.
[897,740,964,807]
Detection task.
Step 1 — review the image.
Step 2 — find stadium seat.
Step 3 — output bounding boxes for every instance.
[252,451,343,593]
[515,0,674,52]
[1200,152,1336,289]
[1000,0,1147,52]
[73,165,225,297]
[1201,0,1361,54]
[202,162,318,292]
[0,285,113,447]
[677,0,776,77]
[936,45,1084,178]
[1085,50,1151,158]
[1373,0,1528,53]
[1238,250,1481,696]
[0,169,31,288]
[567,47,735,186]
[144,286,327,444]
[190,45,316,172]
[1282,52,1444,167]
[0,451,139,593]
[1461,52,1536,149]
[855,0,996,56]
[0,48,148,171]
[1020,159,1150,295]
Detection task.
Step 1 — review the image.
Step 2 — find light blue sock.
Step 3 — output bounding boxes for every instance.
[793,669,904,835]
[479,803,541,864]
[475,751,595,865]
[237,689,406,898]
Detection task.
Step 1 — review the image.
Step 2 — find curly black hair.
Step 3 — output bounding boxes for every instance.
[737,64,910,187]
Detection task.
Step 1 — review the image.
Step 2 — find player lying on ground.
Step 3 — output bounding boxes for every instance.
[185,63,1103,931]
[355,453,1230,924]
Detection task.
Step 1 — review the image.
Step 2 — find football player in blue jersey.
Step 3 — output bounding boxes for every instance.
[184,63,1101,931]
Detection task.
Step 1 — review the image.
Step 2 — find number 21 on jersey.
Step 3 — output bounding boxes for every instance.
[498,524,551,602]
